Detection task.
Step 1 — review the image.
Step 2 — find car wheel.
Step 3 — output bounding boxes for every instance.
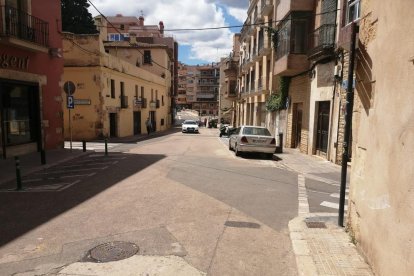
[235,144,241,156]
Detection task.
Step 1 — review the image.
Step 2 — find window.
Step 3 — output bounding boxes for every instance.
[151,89,154,101]
[143,50,152,64]
[0,82,38,146]
[276,12,311,60]
[162,95,164,106]
[109,33,124,41]
[346,0,361,24]
[120,24,124,30]
[120,82,125,97]
[135,85,138,99]
[110,79,115,98]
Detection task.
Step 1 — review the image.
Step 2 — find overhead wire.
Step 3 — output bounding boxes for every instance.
[91,9,340,32]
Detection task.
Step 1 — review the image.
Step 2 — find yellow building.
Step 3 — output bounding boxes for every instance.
[62,32,172,140]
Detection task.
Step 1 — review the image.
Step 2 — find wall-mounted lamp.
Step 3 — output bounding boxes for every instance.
[409,56,414,65]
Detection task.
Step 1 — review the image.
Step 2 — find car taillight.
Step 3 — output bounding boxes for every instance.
[241,136,248,143]
[270,138,276,144]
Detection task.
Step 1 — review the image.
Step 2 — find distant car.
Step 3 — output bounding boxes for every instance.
[228,125,276,157]
[182,120,199,133]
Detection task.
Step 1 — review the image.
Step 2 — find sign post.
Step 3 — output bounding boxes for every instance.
[64,81,76,152]
[67,95,74,151]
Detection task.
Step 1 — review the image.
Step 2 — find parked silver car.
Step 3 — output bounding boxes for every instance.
[228,126,276,157]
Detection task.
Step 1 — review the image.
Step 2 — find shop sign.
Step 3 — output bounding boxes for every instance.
[0,53,29,70]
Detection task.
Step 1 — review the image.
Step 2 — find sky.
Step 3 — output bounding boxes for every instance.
[87,0,249,65]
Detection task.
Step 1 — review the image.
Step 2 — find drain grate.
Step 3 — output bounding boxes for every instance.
[88,241,139,263]
[305,221,326,228]
[225,221,261,229]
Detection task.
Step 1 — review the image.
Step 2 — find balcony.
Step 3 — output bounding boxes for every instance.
[276,0,314,21]
[274,12,311,76]
[133,98,147,108]
[308,24,336,62]
[261,0,274,16]
[0,5,49,52]
[149,101,157,109]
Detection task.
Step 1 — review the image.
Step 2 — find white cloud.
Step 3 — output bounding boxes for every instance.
[227,7,247,23]
[88,0,245,63]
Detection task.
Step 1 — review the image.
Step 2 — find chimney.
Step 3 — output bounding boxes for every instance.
[129,33,137,44]
[138,16,144,27]
[159,21,164,36]
[116,14,122,17]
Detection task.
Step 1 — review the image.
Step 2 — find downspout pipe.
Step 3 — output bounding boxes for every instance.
[338,22,359,227]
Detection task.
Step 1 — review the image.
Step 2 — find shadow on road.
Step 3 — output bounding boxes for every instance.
[0,152,166,247]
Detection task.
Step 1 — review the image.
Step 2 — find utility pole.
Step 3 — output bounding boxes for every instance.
[339,22,359,227]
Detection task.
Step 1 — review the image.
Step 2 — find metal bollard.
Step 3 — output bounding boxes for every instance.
[82,140,86,152]
[104,138,108,156]
[15,156,22,191]
[41,149,46,165]
[279,133,283,152]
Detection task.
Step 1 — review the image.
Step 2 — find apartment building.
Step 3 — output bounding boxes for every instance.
[0,0,64,158]
[176,62,188,108]
[62,29,171,139]
[99,14,178,124]
[219,34,240,125]
[237,0,275,130]
[190,63,220,116]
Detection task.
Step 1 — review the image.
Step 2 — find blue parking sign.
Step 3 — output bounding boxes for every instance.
[67,95,74,109]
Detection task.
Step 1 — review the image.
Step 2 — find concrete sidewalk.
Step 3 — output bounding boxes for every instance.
[275,149,374,276]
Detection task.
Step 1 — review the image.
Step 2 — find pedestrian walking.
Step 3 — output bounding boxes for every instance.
[145,117,152,135]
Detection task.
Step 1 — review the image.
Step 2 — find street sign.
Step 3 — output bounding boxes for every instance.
[63,81,76,95]
[74,99,91,105]
[67,95,74,109]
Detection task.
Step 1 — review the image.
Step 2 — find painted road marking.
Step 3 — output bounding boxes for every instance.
[60,161,118,168]
[320,201,348,211]
[34,167,108,175]
[330,193,349,199]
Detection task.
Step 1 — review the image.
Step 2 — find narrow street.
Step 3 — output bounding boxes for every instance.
[0,112,348,275]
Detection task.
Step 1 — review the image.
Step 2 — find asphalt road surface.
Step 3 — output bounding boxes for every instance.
[0,114,344,275]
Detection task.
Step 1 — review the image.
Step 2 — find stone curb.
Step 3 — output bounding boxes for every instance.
[289,216,319,276]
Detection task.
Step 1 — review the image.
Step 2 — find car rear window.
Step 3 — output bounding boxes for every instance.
[242,127,271,136]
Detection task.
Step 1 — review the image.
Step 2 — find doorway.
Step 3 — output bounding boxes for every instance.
[109,113,117,137]
[149,111,156,132]
[292,103,303,148]
[316,101,330,156]
[133,111,141,135]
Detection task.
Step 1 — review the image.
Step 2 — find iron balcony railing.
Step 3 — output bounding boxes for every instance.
[308,24,336,57]
[0,5,49,47]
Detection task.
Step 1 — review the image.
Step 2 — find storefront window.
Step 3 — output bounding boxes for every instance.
[1,82,38,146]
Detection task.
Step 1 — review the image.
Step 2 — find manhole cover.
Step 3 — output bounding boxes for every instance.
[305,221,326,228]
[225,221,261,229]
[89,241,139,262]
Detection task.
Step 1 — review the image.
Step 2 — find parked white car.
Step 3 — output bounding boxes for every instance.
[229,125,276,157]
[182,120,199,133]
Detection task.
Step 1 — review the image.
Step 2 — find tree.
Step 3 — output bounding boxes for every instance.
[61,0,98,34]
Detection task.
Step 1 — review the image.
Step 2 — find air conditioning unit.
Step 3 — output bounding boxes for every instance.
[334,64,342,78]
